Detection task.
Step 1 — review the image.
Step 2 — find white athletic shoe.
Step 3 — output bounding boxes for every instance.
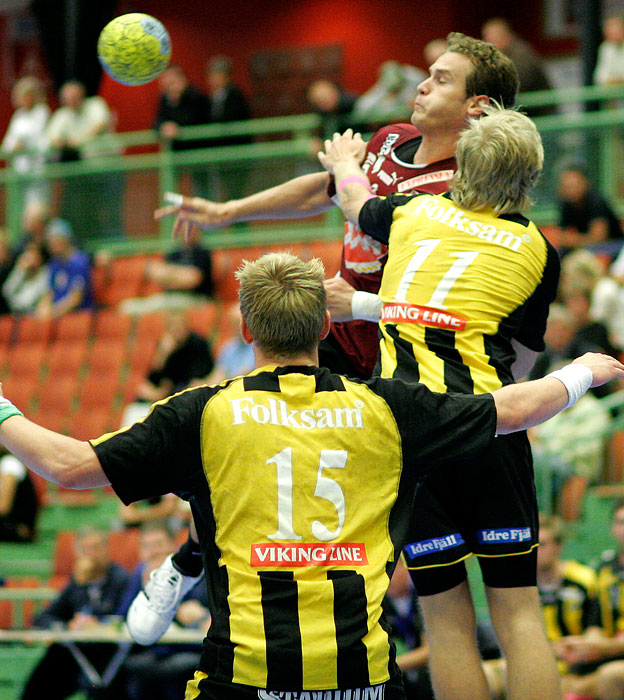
[126,554,203,645]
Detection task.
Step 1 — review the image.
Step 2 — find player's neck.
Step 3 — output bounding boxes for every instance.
[253,346,319,370]
[414,131,458,166]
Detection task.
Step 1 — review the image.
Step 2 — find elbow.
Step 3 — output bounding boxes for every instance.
[495,406,527,435]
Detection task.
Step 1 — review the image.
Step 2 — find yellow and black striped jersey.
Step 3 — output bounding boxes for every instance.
[594,549,624,637]
[539,560,597,641]
[92,365,495,691]
[359,192,560,394]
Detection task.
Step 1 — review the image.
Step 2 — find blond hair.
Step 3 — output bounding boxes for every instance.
[235,252,326,358]
[451,103,543,214]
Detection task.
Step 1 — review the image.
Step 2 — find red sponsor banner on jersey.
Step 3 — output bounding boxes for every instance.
[251,542,368,567]
[381,302,467,331]
[397,169,455,193]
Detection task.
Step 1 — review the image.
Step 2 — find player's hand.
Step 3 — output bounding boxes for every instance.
[155,195,232,240]
[572,352,624,387]
[324,276,357,322]
[317,129,367,174]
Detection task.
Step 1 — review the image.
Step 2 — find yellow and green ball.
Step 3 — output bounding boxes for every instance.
[97,13,171,86]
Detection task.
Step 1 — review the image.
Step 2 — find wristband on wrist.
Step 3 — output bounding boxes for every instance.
[337,175,372,193]
[351,291,384,322]
[546,364,593,410]
[0,397,22,426]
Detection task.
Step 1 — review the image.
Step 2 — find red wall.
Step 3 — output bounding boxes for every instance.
[0,0,577,135]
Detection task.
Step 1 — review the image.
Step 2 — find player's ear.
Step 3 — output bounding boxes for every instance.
[467,95,489,117]
[320,310,331,340]
[241,317,253,345]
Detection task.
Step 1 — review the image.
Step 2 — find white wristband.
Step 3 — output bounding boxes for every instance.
[546,364,593,410]
[351,291,383,322]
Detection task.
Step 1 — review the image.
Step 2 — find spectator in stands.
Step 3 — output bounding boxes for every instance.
[120,226,213,315]
[118,520,209,700]
[593,246,624,348]
[1,75,50,210]
[307,78,358,136]
[594,12,624,86]
[205,55,251,139]
[0,445,38,542]
[155,64,210,152]
[352,60,426,123]
[0,229,15,314]
[12,199,51,259]
[190,304,254,386]
[134,309,214,404]
[44,80,122,239]
[555,501,624,699]
[557,164,624,258]
[481,17,553,111]
[538,514,597,647]
[35,218,93,318]
[20,526,131,700]
[305,78,360,159]
[203,55,252,203]
[528,300,613,520]
[423,38,448,67]
[2,241,49,315]
[45,80,116,162]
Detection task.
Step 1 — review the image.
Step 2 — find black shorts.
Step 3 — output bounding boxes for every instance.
[404,431,538,595]
[185,669,406,699]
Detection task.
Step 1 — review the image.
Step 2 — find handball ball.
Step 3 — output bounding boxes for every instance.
[97,13,171,86]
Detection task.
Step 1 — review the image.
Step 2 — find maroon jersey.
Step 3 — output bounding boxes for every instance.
[329,123,457,378]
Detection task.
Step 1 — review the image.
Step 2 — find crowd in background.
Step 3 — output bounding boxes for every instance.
[4,13,624,700]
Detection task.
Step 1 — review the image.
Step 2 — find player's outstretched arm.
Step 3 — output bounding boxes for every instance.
[493,353,624,434]
[0,392,108,490]
[155,171,334,239]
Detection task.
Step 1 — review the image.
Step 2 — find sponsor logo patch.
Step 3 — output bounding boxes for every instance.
[477,527,532,544]
[397,170,455,193]
[381,302,467,331]
[251,542,368,567]
[404,534,465,559]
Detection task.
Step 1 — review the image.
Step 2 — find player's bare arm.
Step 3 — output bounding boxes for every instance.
[493,352,624,434]
[0,389,108,489]
[155,171,334,240]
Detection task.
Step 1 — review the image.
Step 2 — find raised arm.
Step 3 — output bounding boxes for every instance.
[156,171,334,239]
[317,129,371,224]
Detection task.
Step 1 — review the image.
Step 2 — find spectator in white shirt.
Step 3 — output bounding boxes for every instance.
[594,12,624,86]
[1,75,50,209]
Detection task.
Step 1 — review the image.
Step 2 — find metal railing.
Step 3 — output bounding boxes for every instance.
[1,83,624,254]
